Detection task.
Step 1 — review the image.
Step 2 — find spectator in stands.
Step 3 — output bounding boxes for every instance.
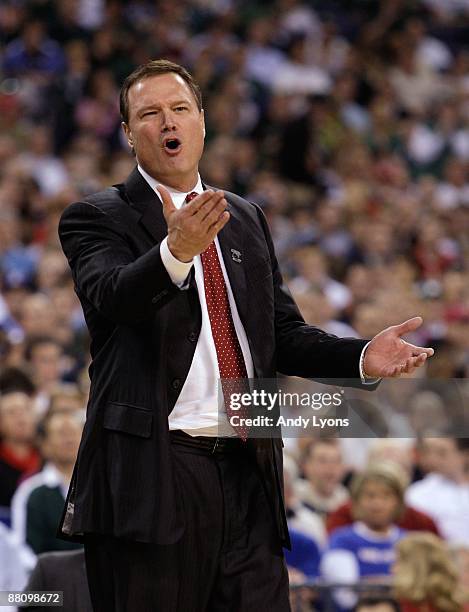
[406,437,469,544]
[24,336,65,417]
[0,209,38,293]
[413,437,446,480]
[283,453,326,547]
[2,20,65,78]
[16,125,69,197]
[0,388,40,523]
[393,532,462,612]
[18,295,58,341]
[321,463,408,609]
[48,384,85,414]
[327,440,439,536]
[11,409,83,555]
[296,438,348,518]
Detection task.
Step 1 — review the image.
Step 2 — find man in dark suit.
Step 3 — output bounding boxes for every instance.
[57,59,433,611]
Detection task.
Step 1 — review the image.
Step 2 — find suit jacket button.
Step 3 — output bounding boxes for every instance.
[172,379,181,390]
[188,332,198,342]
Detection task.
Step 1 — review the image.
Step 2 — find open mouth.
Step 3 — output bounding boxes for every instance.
[163,137,182,154]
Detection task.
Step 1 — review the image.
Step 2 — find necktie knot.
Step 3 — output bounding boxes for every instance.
[185,191,198,203]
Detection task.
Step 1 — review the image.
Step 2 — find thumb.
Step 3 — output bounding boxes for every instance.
[393,316,423,337]
[157,185,176,220]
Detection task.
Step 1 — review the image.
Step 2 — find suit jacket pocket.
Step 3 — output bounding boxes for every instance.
[102,402,153,438]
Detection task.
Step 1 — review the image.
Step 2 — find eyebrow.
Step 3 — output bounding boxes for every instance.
[137,100,192,115]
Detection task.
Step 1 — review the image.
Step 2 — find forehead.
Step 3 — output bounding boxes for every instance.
[360,478,395,494]
[48,413,80,431]
[311,443,340,459]
[127,73,197,116]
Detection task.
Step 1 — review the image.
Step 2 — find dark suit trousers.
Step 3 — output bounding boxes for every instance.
[83,438,291,612]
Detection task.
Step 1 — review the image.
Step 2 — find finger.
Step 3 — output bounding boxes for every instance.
[202,198,228,228]
[394,362,407,377]
[389,364,402,377]
[402,354,426,373]
[414,352,428,367]
[207,211,230,240]
[408,344,434,357]
[383,361,405,377]
[393,316,423,337]
[157,185,176,219]
[183,190,216,215]
[197,191,225,221]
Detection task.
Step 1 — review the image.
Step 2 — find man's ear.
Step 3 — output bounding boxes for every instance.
[201,109,206,138]
[122,122,133,149]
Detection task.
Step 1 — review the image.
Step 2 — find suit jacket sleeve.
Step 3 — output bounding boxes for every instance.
[254,203,367,380]
[58,200,180,325]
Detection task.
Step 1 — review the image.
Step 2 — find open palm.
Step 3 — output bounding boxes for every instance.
[363,317,434,378]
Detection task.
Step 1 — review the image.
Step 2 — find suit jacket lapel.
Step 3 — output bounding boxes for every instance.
[217,193,248,326]
[122,166,168,244]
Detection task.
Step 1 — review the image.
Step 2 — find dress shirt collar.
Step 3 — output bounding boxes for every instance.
[137,164,203,210]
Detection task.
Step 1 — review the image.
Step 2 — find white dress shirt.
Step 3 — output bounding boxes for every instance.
[138,166,372,437]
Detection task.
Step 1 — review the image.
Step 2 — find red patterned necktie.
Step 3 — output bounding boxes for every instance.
[186,191,249,441]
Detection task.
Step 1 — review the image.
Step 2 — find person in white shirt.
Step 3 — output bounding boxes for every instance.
[296,438,349,518]
[406,436,469,544]
[12,409,83,555]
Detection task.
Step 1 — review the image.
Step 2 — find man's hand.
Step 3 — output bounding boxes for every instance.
[363,316,434,378]
[158,186,230,262]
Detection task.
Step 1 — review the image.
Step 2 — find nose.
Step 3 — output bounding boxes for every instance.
[161,110,177,133]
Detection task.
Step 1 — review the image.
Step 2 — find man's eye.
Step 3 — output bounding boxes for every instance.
[175,106,187,111]
[143,111,157,117]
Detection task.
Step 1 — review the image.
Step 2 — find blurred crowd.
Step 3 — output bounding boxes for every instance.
[0,0,469,610]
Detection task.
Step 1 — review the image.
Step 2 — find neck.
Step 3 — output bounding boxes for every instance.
[36,380,56,393]
[313,484,335,499]
[161,177,198,192]
[368,524,392,535]
[139,163,199,193]
[446,472,466,484]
